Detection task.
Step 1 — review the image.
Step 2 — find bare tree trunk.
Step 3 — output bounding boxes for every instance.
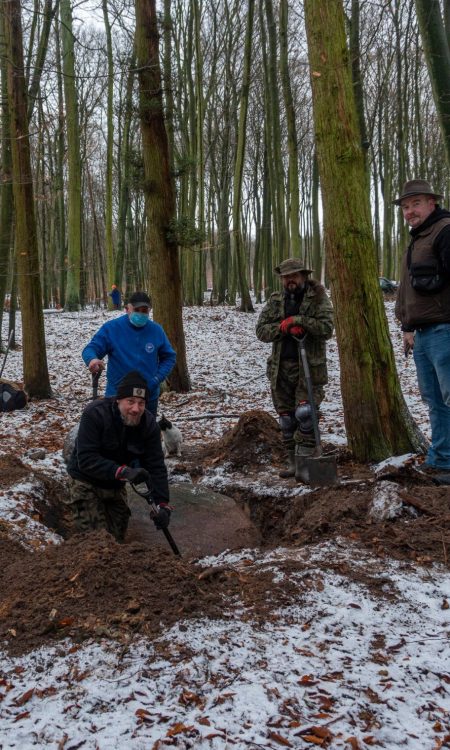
[60,0,82,310]
[0,9,13,348]
[415,0,450,169]
[304,0,425,461]
[231,0,254,313]
[3,0,51,397]
[102,0,114,294]
[135,0,190,392]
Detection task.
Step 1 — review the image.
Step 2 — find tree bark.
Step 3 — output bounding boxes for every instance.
[135,0,190,391]
[60,0,82,310]
[231,0,254,312]
[415,0,450,169]
[304,0,425,461]
[3,0,51,397]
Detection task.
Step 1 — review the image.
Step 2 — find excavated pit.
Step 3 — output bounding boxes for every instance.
[2,410,450,656]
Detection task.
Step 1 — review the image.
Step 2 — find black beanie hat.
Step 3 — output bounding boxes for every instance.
[116,370,148,400]
[128,291,151,307]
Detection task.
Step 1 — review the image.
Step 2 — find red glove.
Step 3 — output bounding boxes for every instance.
[290,326,304,337]
[279,316,296,335]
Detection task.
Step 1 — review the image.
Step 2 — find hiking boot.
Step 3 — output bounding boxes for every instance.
[279,450,295,478]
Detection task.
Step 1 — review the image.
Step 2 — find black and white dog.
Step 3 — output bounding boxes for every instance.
[158,414,183,457]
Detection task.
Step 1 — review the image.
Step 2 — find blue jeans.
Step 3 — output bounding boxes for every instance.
[414,323,450,469]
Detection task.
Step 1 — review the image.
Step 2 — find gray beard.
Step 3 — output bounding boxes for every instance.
[120,414,141,427]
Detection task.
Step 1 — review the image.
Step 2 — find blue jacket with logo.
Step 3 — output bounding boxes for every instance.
[82,314,176,398]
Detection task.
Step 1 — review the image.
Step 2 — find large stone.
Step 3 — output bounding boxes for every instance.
[126,482,260,558]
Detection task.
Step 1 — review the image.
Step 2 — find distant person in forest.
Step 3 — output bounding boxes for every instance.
[256,258,334,480]
[394,178,450,480]
[82,291,176,415]
[109,284,121,309]
[66,370,170,542]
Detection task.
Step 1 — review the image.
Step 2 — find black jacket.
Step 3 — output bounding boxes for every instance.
[67,398,169,502]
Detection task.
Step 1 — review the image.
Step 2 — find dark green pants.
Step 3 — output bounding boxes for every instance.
[66,477,131,542]
[271,359,324,449]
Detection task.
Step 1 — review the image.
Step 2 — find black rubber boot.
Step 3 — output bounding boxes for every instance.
[279,450,295,478]
[294,442,314,483]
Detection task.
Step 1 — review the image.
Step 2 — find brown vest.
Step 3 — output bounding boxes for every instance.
[395,216,450,329]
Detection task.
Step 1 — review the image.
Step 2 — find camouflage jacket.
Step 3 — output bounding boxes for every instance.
[255,281,334,389]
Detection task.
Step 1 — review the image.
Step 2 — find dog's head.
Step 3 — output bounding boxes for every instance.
[158,414,173,431]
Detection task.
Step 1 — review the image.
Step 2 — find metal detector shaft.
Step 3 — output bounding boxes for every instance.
[131,483,181,557]
[293,335,322,451]
[0,329,14,379]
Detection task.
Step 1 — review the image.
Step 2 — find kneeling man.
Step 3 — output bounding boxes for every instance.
[66,370,170,541]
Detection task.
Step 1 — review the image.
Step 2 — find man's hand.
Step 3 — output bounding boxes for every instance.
[88,358,105,374]
[279,316,296,335]
[115,465,151,484]
[153,503,171,530]
[290,325,305,337]
[403,332,415,357]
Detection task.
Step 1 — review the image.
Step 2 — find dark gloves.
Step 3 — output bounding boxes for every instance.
[115,465,151,484]
[153,502,171,530]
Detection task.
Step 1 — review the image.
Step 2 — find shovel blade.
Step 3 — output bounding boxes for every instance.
[305,455,338,486]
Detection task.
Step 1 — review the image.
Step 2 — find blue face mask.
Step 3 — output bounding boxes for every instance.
[129,311,148,328]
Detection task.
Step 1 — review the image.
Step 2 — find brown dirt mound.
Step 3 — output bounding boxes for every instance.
[200,409,285,469]
[245,467,450,565]
[0,454,31,488]
[0,529,298,656]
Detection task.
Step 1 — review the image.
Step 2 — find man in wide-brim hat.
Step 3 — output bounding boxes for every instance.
[256,258,334,482]
[394,178,450,481]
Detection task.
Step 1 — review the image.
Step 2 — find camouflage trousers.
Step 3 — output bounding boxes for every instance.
[66,477,131,542]
[271,359,324,451]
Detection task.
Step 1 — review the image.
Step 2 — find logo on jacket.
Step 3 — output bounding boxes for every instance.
[145,343,155,353]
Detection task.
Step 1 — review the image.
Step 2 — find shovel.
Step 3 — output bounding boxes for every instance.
[292,334,338,486]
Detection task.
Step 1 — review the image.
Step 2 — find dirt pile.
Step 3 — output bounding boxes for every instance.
[248,463,450,564]
[0,455,31,488]
[0,529,296,656]
[199,409,285,469]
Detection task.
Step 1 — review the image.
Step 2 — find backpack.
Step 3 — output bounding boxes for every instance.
[0,379,27,412]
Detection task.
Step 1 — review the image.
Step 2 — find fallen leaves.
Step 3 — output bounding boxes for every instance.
[268,731,293,747]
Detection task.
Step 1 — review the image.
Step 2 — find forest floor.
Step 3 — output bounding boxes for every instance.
[0,298,450,749]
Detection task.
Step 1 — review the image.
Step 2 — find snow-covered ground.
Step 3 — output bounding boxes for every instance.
[1,299,447,750]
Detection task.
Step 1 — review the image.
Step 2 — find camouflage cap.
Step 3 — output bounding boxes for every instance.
[274,258,313,276]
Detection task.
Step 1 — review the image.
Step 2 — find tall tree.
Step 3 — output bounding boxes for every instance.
[60,0,82,310]
[0,9,14,347]
[231,0,254,312]
[3,0,51,397]
[135,0,190,391]
[415,0,450,169]
[102,0,115,291]
[279,0,301,256]
[304,0,424,461]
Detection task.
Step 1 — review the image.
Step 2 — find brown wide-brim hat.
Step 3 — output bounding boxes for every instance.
[274,258,313,276]
[393,179,443,206]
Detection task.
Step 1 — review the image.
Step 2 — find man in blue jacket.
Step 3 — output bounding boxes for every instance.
[82,291,176,415]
